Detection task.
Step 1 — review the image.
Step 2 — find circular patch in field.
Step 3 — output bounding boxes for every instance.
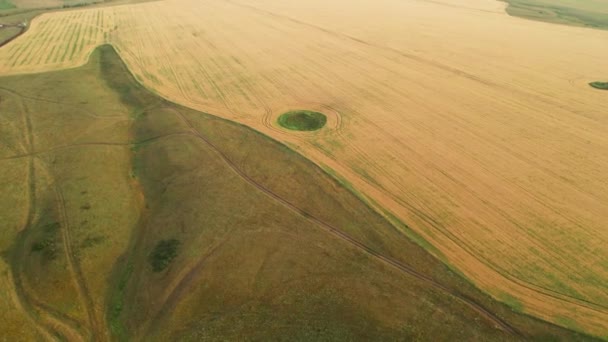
[277,110,327,131]
[589,81,608,90]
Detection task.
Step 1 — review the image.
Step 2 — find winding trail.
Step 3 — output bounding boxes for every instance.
[55,186,103,340]
[7,90,85,341]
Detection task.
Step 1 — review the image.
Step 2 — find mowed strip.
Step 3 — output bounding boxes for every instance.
[0,0,607,336]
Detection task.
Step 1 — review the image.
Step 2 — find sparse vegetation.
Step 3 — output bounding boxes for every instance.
[148,239,180,272]
[277,110,327,131]
[81,235,106,249]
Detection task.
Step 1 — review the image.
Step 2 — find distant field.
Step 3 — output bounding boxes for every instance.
[1,0,608,338]
[0,0,152,48]
[502,0,608,29]
[0,8,109,71]
[7,0,98,9]
[1,44,593,341]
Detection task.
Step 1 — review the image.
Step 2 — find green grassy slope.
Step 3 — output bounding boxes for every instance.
[502,0,608,30]
[0,45,599,341]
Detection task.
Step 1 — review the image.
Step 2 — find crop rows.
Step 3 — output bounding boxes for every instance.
[0,8,109,73]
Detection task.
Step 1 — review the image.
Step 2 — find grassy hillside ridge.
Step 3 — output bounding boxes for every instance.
[0,44,599,340]
[0,0,155,48]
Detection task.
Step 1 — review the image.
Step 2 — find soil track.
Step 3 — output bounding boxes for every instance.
[55,186,104,340]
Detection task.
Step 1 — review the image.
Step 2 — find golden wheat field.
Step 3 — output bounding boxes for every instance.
[1,0,608,336]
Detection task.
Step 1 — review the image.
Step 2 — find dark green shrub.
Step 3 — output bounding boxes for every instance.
[149,239,180,272]
[589,81,608,90]
[277,110,327,131]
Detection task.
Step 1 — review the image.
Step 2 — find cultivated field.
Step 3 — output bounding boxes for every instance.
[1,0,607,337]
[0,8,111,71]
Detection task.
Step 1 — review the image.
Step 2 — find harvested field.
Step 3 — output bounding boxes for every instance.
[0,8,111,72]
[1,0,607,337]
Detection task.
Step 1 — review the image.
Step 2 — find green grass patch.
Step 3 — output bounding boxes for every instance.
[148,239,180,272]
[555,315,582,332]
[277,110,327,131]
[589,81,608,90]
[108,260,134,337]
[498,291,525,313]
[0,0,15,10]
[502,0,608,30]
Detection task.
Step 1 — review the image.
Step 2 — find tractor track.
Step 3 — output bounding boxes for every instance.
[0,131,194,161]
[55,186,105,340]
[7,91,85,341]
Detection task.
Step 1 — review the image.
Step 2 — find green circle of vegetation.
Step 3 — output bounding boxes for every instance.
[589,81,608,90]
[277,110,327,131]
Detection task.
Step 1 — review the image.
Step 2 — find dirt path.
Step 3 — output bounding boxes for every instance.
[54,186,103,340]
[7,93,86,341]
